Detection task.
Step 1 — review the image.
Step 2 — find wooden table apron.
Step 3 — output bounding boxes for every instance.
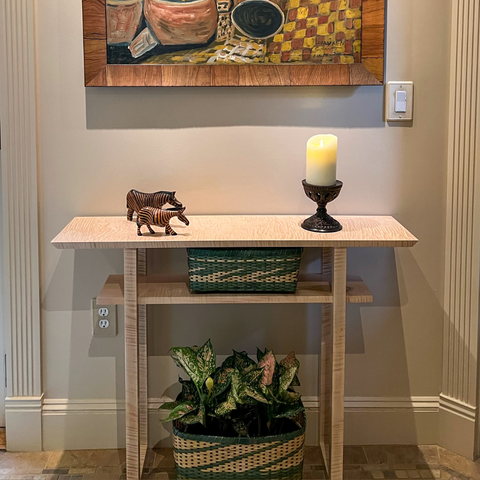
[50,215,417,480]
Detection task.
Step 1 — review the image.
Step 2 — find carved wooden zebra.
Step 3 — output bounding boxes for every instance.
[126,189,183,221]
[137,206,189,236]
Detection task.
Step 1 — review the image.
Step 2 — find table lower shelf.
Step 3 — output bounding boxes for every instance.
[97,274,373,305]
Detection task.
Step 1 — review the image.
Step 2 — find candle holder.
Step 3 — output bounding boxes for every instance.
[301,179,343,233]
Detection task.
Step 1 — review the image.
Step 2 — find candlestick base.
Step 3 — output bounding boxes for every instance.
[301,180,343,233]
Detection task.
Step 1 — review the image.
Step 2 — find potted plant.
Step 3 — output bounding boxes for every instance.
[160,340,306,480]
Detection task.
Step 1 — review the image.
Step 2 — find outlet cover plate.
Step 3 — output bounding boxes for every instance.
[92,298,117,337]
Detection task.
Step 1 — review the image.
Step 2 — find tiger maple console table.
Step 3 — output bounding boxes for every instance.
[51,215,417,480]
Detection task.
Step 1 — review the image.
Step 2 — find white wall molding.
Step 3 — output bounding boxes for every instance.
[441,0,480,461]
[42,396,440,450]
[440,393,476,422]
[0,0,43,451]
[43,395,441,415]
[5,396,43,451]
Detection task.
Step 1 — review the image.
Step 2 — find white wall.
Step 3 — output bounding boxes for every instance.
[36,0,451,449]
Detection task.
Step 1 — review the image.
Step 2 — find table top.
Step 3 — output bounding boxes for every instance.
[51,215,417,249]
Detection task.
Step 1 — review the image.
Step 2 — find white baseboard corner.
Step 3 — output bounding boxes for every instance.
[6,395,44,451]
[439,394,476,460]
[42,395,440,450]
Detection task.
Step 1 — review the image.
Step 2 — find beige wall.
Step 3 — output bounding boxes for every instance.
[36,0,450,448]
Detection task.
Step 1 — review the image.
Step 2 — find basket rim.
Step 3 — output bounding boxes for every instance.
[187,248,303,259]
[173,412,306,445]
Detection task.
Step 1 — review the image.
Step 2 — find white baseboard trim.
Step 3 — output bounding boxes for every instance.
[438,393,476,460]
[43,395,440,414]
[6,395,44,451]
[42,395,440,450]
[439,393,476,422]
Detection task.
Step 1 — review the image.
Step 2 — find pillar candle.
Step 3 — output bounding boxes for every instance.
[306,134,338,186]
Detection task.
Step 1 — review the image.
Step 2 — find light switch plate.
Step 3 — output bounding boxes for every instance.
[385,81,414,122]
[92,298,117,337]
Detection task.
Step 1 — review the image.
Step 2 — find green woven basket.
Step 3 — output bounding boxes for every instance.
[187,248,303,294]
[173,413,306,480]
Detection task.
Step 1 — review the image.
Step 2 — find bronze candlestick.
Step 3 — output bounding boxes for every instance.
[301,179,343,233]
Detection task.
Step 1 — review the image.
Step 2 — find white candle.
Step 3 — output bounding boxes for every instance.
[306,134,338,186]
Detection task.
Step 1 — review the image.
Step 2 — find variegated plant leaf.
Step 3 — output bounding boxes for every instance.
[159,400,182,411]
[161,401,197,422]
[244,368,263,385]
[258,350,276,386]
[279,352,300,391]
[279,365,299,393]
[279,390,302,404]
[180,405,205,426]
[221,354,236,369]
[211,367,234,400]
[233,350,256,374]
[280,351,298,369]
[215,393,237,416]
[171,347,203,389]
[179,378,200,403]
[244,385,271,404]
[290,374,301,387]
[232,419,249,437]
[274,403,305,419]
[196,339,216,383]
[257,347,267,362]
[230,369,244,404]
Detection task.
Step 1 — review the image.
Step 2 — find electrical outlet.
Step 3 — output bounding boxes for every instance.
[92,298,117,337]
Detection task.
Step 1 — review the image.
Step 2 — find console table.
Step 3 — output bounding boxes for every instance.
[52,215,417,480]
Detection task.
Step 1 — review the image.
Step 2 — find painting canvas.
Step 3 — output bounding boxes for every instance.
[82,0,384,86]
[107,0,362,66]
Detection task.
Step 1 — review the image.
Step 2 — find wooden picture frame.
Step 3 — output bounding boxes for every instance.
[82,0,384,87]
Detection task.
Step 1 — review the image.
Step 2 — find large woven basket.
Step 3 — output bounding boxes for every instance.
[173,413,306,480]
[187,248,303,293]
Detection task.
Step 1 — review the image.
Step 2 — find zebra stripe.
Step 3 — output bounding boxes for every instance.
[126,189,182,220]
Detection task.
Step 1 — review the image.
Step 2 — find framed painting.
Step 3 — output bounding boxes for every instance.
[83,0,384,86]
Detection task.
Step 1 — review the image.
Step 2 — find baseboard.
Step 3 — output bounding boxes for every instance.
[438,394,476,460]
[42,395,440,450]
[6,395,44,451]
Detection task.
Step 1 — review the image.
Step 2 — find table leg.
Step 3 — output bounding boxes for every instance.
[125,249,140,480]
[320,248,333,473]
[330,247,347,480]
[138,249,148,475]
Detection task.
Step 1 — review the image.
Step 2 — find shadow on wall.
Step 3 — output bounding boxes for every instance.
[85,86,385,129]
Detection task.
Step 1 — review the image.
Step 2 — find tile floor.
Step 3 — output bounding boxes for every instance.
[0,445,477,480]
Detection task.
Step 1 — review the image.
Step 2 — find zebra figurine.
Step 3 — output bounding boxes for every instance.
[137,206,190,236]
[126,189,183,221]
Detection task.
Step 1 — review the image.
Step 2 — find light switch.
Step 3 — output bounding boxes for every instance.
[386,81,414,122]
[395,90,407,113]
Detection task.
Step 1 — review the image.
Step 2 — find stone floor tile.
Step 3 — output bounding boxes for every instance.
[365,464,390,472]
[150,450,175,469]
[0,452,50,472]
[431,469,441,478]
[396,470,409,478]
[68,469,95,475]
[93,466,122,476]
[42,471,68,475]
[344,447,369,465]
[303,447,324,466]
[419,470,434,479]
[372,472,385,479]
[418,447,440,465]
[438,448,474,478]
[364,447,390,465]
[407,471,421,479]
[384,472,398,479]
